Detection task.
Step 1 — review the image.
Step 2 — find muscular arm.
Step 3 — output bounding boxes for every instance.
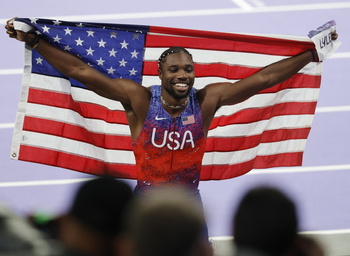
[198,50,314,134]
[216,50,313,107]
[6,19,151,140]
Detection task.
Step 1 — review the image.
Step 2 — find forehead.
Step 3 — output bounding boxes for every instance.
[163,51,194,66]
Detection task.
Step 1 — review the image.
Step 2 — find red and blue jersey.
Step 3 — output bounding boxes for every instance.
[133,85,206,192]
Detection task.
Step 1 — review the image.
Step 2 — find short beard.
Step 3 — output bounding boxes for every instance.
[164,85,190,100]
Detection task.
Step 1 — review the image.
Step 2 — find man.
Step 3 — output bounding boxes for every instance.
[5,19,338,196]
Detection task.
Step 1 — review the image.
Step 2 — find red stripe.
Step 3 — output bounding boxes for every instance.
[143,61,321,86]
[18,145,301,181]
[200,152,303,180]
[206,128,311,152]
[28,88,128,124]
[23,117,133,150]
[148,27,314,55]
[210,101,317,128]
[19,145,137,179]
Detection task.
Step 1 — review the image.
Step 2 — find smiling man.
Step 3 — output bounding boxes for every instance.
[5,19,338,198]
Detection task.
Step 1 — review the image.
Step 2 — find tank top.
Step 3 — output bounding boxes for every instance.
[132,85,206,192]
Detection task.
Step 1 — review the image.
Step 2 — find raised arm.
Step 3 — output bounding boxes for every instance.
[5,18,148,106]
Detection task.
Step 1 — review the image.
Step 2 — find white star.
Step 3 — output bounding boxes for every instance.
[42,25,50,33]
[64,27,73,35]
[120,40,129,49]
[30,18,39,24]
[76,23,84,27]
[64,45,72,51]
[96,57,105,66]
[86,47,95,56]
[75,37,84,46]
[130,49,139,58]
[119,59,127,67]
[133,33,140,40]
[35,30,42,35]
[97,39,107,48]
[87,30,95,37]
[107,66,116,74]
[53,20,62,26]
[53,35,62,43]
[109,48,117,57]
[110,32,117,38]
[35,57,43,64]
[129,68,137,76]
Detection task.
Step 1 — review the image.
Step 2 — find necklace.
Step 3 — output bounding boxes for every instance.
[160,95,188,109]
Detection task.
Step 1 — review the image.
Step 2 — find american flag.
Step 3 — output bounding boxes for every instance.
[11,18,321,180]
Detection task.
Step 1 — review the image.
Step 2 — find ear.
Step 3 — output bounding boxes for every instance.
[158,67,163,80]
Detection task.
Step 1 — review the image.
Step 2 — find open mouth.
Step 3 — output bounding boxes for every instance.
[174,83,189,91]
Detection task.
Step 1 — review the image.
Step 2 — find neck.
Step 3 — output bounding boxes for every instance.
[160,95,188,110]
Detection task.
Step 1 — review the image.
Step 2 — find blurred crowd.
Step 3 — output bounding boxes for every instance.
[0,176,325,256]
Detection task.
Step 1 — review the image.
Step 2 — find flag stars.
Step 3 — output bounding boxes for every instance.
[87,30,95,37]
[96,57,105,66]
[110,32,117,38]
[35,57,44,65]
[109,48,117,57]
[120,40,129,49]
[129,68,137,76]
[76,23,84,27]
[42,25,50,33]
[130,49,139,58]
[53,35,62,43]
[119,59,127,67]
[64,45,72,51]
[75,37,84,46]
[86,47,95,56]
[107,66,116,74]
[53,20,62,26]
[97,39,107,47]
[30,18,39,24]
[133,33,140,40]
[64,27,73,35]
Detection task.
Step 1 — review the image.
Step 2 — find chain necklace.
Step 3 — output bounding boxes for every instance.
[160,95,188,109]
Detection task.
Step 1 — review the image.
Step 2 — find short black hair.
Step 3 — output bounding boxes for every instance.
[69,176,133,236]
[158,46,193,67]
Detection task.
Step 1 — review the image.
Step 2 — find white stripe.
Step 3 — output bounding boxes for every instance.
[1,3,348,23]
[25,103,130,135]
[145,47,321,76]
[208,115,314,138]
[1,51,349,77]
[19,131,135,164]
[202,139,306,165]
[215,88,320,117]
[30,74,124,111]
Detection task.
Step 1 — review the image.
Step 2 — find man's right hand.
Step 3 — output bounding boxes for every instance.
[5,17,35,43]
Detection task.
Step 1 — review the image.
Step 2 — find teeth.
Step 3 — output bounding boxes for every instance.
[175,83,188,88]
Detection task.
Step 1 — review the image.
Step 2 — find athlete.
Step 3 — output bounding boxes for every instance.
[5,18,338,195]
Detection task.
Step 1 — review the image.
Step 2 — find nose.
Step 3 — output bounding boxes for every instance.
[177,69,188,79]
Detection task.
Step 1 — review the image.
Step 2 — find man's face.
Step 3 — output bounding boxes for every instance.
[158,51,195,100]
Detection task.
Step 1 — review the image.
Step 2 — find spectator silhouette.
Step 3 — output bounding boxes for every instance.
[119,187,213,256]
[57,176,133,256]
[232,186,298,256]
